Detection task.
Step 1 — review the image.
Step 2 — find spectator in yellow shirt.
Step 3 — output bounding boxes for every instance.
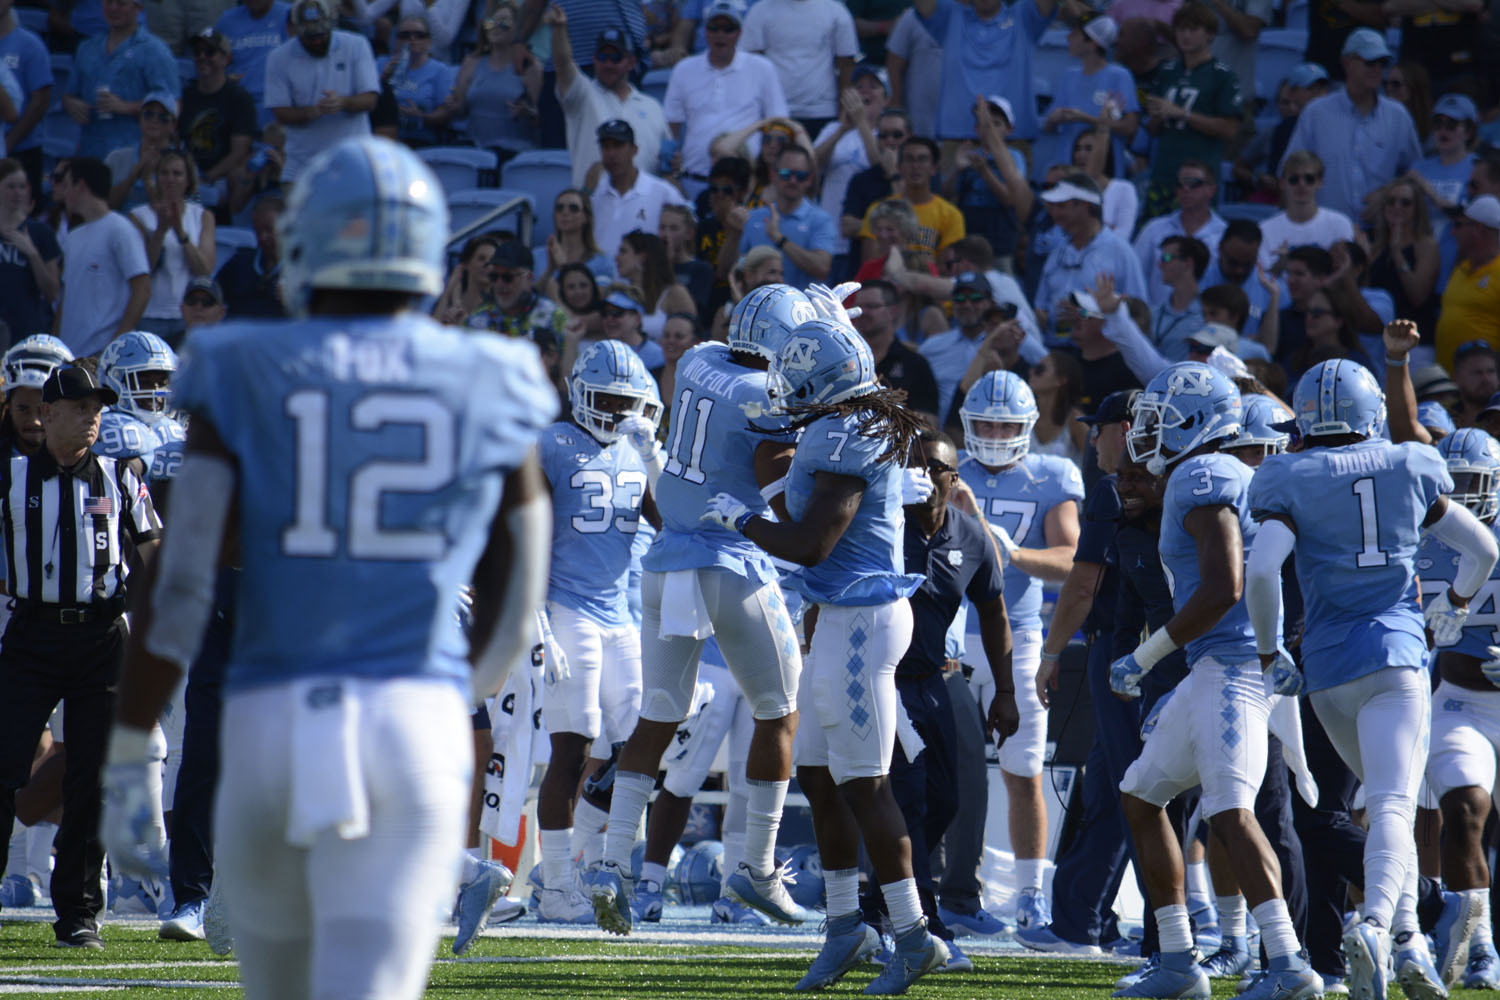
[858,136,965,259]
[1436,195,1500,369]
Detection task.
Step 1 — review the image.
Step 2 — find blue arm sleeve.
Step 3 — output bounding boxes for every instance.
[1102,308,1170,383]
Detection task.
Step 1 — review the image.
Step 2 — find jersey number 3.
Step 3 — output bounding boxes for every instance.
[282,389,456,560]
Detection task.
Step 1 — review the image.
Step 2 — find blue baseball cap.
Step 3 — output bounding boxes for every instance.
[1286,63,1329,89]
[1417,401,1456,435]
[604,290,642,314]
[1433,93,1478,124]
[1341,27,1391,62]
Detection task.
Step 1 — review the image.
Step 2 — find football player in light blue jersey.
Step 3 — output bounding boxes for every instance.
[955,370,1081,930]
[1111,362,1318,1000]
[589,283,816,936]
[1246,356,1499,1000]
[1412,429,1500,990]
[101,137,558,1000]
[703,314,951,994]
[534,341,659,924]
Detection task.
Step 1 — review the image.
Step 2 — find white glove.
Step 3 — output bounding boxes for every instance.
[805,282,862,326]
[1481,646,1500,689]
[701,492,754,533]
[987,522,1017,570]
[901,466,934,504]
[616,414,659,458]
[100,755,169,881]
[1425,588,1470,647]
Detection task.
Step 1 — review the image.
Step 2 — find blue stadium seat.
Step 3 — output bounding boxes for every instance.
[446,188,538,243]
[1030,29,1071,95]
[214,226,257,274]
[1217,202,1277,223]
[1029,131,1069,184]
[1254,29,1307,103]
[17,7,49,35]
[640,68,672,105]
[417,146,499,195]
[500,149,573,245]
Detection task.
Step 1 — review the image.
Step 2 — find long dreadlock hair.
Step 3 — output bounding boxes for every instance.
[772,382,929,466]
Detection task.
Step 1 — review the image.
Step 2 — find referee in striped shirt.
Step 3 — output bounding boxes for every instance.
[0,364,162,949]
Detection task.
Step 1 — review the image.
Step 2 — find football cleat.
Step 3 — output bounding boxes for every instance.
[724,861,815,926]
[536,887,596,925]
[795,913,881,991]
[710,897,771,925]
[1112,951,1211,999]
[1343,919,1391,1000]
[630,878,664,923]
[939,904,1012,938]
[1430,890,1483,987]
[1465,940,1500,989]
[1199,936,1252,978]
[1015,888,1051,931]
[159,899,206,942]
[584,862,632,935]
[1394,931,1449,1000]
[452,860,513,955]
[862,919,949,995]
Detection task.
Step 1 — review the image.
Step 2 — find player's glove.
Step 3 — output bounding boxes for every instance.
[986,522,1018,570]
[1481,646,1500,689]
[701,492,755,533]
[901,466,934,504]
[100,754,169,881]
[1425,588,1469,647]
[1265,649,1305,697]
[616,415,659,458]
[1109,652,1147,699]
[805,282,863,326]
[1139,687,1173,739]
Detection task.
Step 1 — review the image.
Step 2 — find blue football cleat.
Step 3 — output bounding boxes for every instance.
[936,939,973,973]
[1394,931,1449,1000]
[724,862,814,926]
[1199,936,1251,978]
[536,887,596,924]
[1015,923,1103,956]
[1112,951,1211,998]
[1431,891,1482,987]
[159,899,206,942]
[1015,887,1051,931]
[863,920,949,995]
[795,913,881,991]
[1238,959,1323,1000]
[939,904,1011,938]
[711,897,771,925]
[1343,920,1390,1000]
[584,862,633,936]
[1466,940,1500,989]
[1117,955,1160,992]
[630,878,664,923]
[453,860,512,955]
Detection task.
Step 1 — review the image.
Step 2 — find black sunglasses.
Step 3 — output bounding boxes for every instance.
[926,459,956,475]
[1285,172,1320,186]
[952,290,989,303]
[183,294,219,307]
[709,184,739,196]
[601,305,632,318]
[1176,177,1208,190]
[596,49,627,63]
[777,168,810,182]
[397,29,427,38]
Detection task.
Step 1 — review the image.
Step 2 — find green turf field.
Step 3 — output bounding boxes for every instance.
[0,916,1479,999]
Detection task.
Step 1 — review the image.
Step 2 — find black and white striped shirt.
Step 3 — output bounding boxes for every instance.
[0,449,162,605]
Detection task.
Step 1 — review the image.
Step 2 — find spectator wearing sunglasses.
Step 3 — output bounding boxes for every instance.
[736,145,835,286]
[1278,29,1421,221]
[549,8,667,189]
[590,118,690,258]
[598,283,666,376]
[1408,93,1478,221]
[1257,151,1356,273]
[1148,235,1207,361]
[374,14,454,147]
[1131,158,1224,306]
[1366,176,1439,345]
[433,2,539,156]
[840,108,911,245]
[918,270,1002,428]
[465,239,567,376]
[103,91,180,212]
[178,29,256,219]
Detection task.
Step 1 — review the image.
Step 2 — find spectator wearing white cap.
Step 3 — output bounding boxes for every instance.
[1278,28,1421,220]
[61,0,179,159]
[1034,172,1147,332]
[104,91,180,212]
[590,118,690,258]
[1409,94,1479,219]
[740,0,857,136]
[661,0,787,192]
[546,6,667,188]
[1044,16,1139,180]
[813,66,886,266]
[911,0,1060,144]
[263,0,378,183]
[1436,197,1500,367]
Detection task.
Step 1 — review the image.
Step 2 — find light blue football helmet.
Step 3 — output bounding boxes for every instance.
[1127,361,1242,475]
[959,370,1038,468]
[727,284,818,362]
[767,318,877,414]
[1418,401,1457,437]
[1291,359,1386,441]
[568,340,660,444]
[99,331,178,422]
[671,840,724,905]
[278,136,448,317]
[1439,427,1500,523]
[1224,393,1293,455]
[3,334,74,394]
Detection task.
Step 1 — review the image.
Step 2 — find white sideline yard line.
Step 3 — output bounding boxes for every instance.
[444,949,818,965]
[0,977,236,991]
[2,962,237,974]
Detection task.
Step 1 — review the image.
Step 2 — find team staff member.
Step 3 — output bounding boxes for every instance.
[0,364,161,950]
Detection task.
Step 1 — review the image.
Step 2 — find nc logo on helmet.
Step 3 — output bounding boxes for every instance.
[1166,367,1217,397]
[789,301,817,325]
[781,335,821,373]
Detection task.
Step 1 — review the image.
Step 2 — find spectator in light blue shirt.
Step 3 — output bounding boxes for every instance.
[1199,219,1276,341]
[377,13,455,146]
[1279,28,1422,221]
[1034,173,1147,331]
[738,145,835,286]
[215,0,292,126]
[62,0,179,159]
[912,0,1058,142]
[1043,16,1139,179]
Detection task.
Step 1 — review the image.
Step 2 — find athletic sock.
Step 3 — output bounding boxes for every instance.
[572,799,610,867]
[1156,904,1194,955]
[1472,891,1494,949]
[602,771,654,870]
[1015,857,1045,893]
[1252,899,1299,962]
[1185,861,1212,910]
[720,831,747,896]
[825,868,860,919]
[1216,894,1247,939]
[26,822,55,882]
[539,827,574,891]
[640,861,668,888]
[883,878,923,936]
[742,778,788,877]
[460,852,483,884]
[7,820,25,879]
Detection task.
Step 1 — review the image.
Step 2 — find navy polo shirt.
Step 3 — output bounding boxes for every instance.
[898,506,1004,679]
[1077,474,1121,637]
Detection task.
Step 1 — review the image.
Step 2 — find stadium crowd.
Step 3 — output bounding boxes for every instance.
[2,0,1500,995]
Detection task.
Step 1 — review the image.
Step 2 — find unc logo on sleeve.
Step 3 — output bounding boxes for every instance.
[1166,366,1217,397]
[781,335,821,373]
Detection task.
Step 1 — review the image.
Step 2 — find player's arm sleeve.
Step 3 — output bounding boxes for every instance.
[1246,517,1294,654]
[1425,501,1500,600]
[1102,305,1169,383]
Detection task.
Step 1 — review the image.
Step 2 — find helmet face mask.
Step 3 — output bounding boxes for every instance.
[98,331,178,423]
[1224,394,1292,460]
[1440,428,1500,523]
[960,371,1037,468]
[1126,363,1241,475]
[3,335,75,395]
[569,341,656,445]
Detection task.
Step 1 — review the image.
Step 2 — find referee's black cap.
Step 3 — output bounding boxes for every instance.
[43,365,118,405]
[1077,389,1137,426]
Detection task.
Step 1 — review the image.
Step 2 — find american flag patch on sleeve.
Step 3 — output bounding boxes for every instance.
[83,496,115,516]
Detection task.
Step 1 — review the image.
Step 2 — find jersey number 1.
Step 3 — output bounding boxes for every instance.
[1352,476,1389,568]
[282,389,456,560]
